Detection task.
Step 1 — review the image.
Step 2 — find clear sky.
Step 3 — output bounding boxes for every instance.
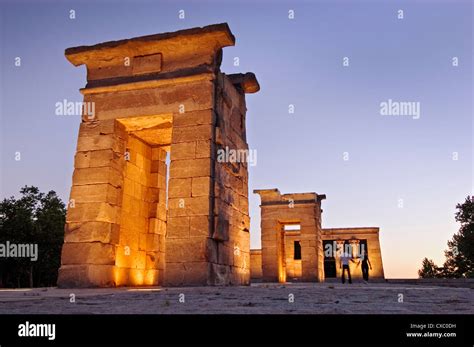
[0,0,472,278]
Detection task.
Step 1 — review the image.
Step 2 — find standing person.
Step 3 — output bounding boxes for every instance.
[360,251,372,283]
[340,252,355,284]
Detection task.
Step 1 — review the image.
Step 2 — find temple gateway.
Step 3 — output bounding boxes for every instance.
[251,189,384,282]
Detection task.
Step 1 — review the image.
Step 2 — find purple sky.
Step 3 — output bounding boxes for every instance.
[0,0,472,278]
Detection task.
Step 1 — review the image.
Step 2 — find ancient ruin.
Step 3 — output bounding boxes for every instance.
[251,189,384,282]
[57,23,384,288]
[58,23,259,287]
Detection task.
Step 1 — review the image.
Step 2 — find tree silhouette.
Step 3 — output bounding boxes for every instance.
[0,186,65,287]
[418,196,474,279]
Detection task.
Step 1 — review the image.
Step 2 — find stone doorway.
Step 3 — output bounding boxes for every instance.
[323,240,337,278]
[282,224,302,282]
[253,189,326,283]
[114,114,171,286]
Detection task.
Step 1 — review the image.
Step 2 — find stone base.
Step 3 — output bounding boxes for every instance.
[58,264,115,288]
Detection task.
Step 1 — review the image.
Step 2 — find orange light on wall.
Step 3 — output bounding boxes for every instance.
[144,269,157,286]
[130,269,145,286]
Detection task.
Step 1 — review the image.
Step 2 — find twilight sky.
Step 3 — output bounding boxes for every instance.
[0,0,472,278]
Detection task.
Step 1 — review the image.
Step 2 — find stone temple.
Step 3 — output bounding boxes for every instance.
[58,23,384,288]
[251,189,384,282]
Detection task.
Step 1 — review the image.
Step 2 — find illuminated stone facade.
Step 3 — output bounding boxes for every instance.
[58,24,259,287]
[252,189,384,282]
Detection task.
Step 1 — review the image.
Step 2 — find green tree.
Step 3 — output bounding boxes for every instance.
[0,186,65,288]
[418,257,442,278]
[442,196,474,278]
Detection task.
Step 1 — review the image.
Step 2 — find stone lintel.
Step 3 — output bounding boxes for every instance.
[260,200,318,207]
[254,188,326,205]
[65,23,235,75]
[80,72,214,95]
[83,65,214,91]
[322,227,380,236]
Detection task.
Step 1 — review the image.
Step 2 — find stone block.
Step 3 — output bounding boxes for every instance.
[168,196,210,217]
[189,215,210,238]
[169,158,211,178]
[209,263,231,285]
[146,251,160,269]
[168,178,192,198]
[145,187,160,202]
[148,218,166,235]
[72,167,122,187]
[217,244,233,266]
[64,222,120,244]
[58,264,115,288]
[74,152,90,168]
[195,140,212,159]
[170,141,196,160]
[66,202,119,224]
[70,184,119,205]
[151,147,168,161]
[89,149,119,167]
[166,237,211,263]
[61,242,116,265]
[167,216,190,239]
[77,134,118,152]
[171,124,212,143]
[164,262,209,287]
[139,233,147,251]
[157,204,167,221]
[146,233,160,251]
[191,176,211,197]
[151,161,159,173]
[91,80,214,120]
[173,110,215,128]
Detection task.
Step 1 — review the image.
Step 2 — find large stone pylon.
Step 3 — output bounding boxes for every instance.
[58,24,259,287]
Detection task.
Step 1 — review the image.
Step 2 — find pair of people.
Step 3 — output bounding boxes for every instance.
[340,252,372,284]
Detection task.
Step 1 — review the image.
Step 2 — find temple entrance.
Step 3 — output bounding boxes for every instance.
[114,114,171,286]
[281,223,302,282]
[323,240,336,278]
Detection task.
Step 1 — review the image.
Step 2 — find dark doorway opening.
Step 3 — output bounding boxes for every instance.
[294,241,301,260]
[323,240,336,278]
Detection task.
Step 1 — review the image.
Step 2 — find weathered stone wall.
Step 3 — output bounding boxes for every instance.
[58,120,126,287]
[250,249,262,279]
[252,190,384,282]
[253,189,325,283]
[209,73,252,285]
[164,109,216,286]
[322,227,385,279]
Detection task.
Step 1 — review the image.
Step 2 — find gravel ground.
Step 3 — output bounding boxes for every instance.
[0,282,472,314]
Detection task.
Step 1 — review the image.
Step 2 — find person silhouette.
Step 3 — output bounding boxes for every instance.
[360,251,372,283]
[340,252,355,284]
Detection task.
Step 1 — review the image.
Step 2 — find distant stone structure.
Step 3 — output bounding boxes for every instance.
[252,189,384,282]
[58,23,259,287]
